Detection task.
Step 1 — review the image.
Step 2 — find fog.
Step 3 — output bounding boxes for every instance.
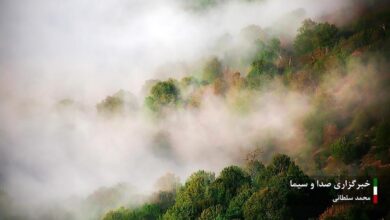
[0,0,362,219]
[0,0,353,101]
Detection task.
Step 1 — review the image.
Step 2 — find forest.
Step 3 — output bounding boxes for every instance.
[99,1,390,219]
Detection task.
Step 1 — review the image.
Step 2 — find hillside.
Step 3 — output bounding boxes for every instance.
[100,3,390,220]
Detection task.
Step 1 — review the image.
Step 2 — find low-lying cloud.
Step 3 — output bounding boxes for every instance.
[0,0,368,219]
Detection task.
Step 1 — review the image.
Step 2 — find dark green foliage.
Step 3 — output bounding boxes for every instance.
[246,38,281,89]
[268,154,294,174]
[145,79,180,112]
[102,189,176,220]
[253,154,307,188]
[163,171,215,219]
[198,204,225,220]
[150,80,180,105]
[254,38,281,63]
[209,166,251,206]
[243,188,290,220]
[375,120,390,148]
[330,137,355,164]
[102,204,162,220]
[294,19,339,56]
[162,155,324,220]
[225,184,253,219]
[102,154,348,220]
[246,160,266,180]
[330,136,370,164]
[152,191,177,213]
[245,154,330,220]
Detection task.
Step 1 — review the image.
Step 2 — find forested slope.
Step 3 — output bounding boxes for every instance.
[100,3,390,220]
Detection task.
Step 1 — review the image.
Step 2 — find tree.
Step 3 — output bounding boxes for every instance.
[226,184,253,219]
[209,166,251,206]
[268,154,294,175]
[145,79,180,112]
[199,204,225,220]
[103,154,331,220]
[97,90,137,115]
[243,188,290,220]
[246,38,281,89]
[244,154,330,220]
[163,171,215,219]
[294,19,339,56]
[330,136,369,164]
[102,204,162,220]
[246,159,265,180]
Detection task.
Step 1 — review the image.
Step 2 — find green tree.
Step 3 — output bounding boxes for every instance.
[102,204,162,220]
[226,184,253,219]
[199,204,225,220]
[330,136,369,164]
[97,90,137,115]
[246,154,329,219]
[246,160,265,179]
[145,79,180,112]
[243,188,290,220]
[163,171,215,219]
[209,166,251,206]
[294,19,339,56]
[246,38,281,89]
